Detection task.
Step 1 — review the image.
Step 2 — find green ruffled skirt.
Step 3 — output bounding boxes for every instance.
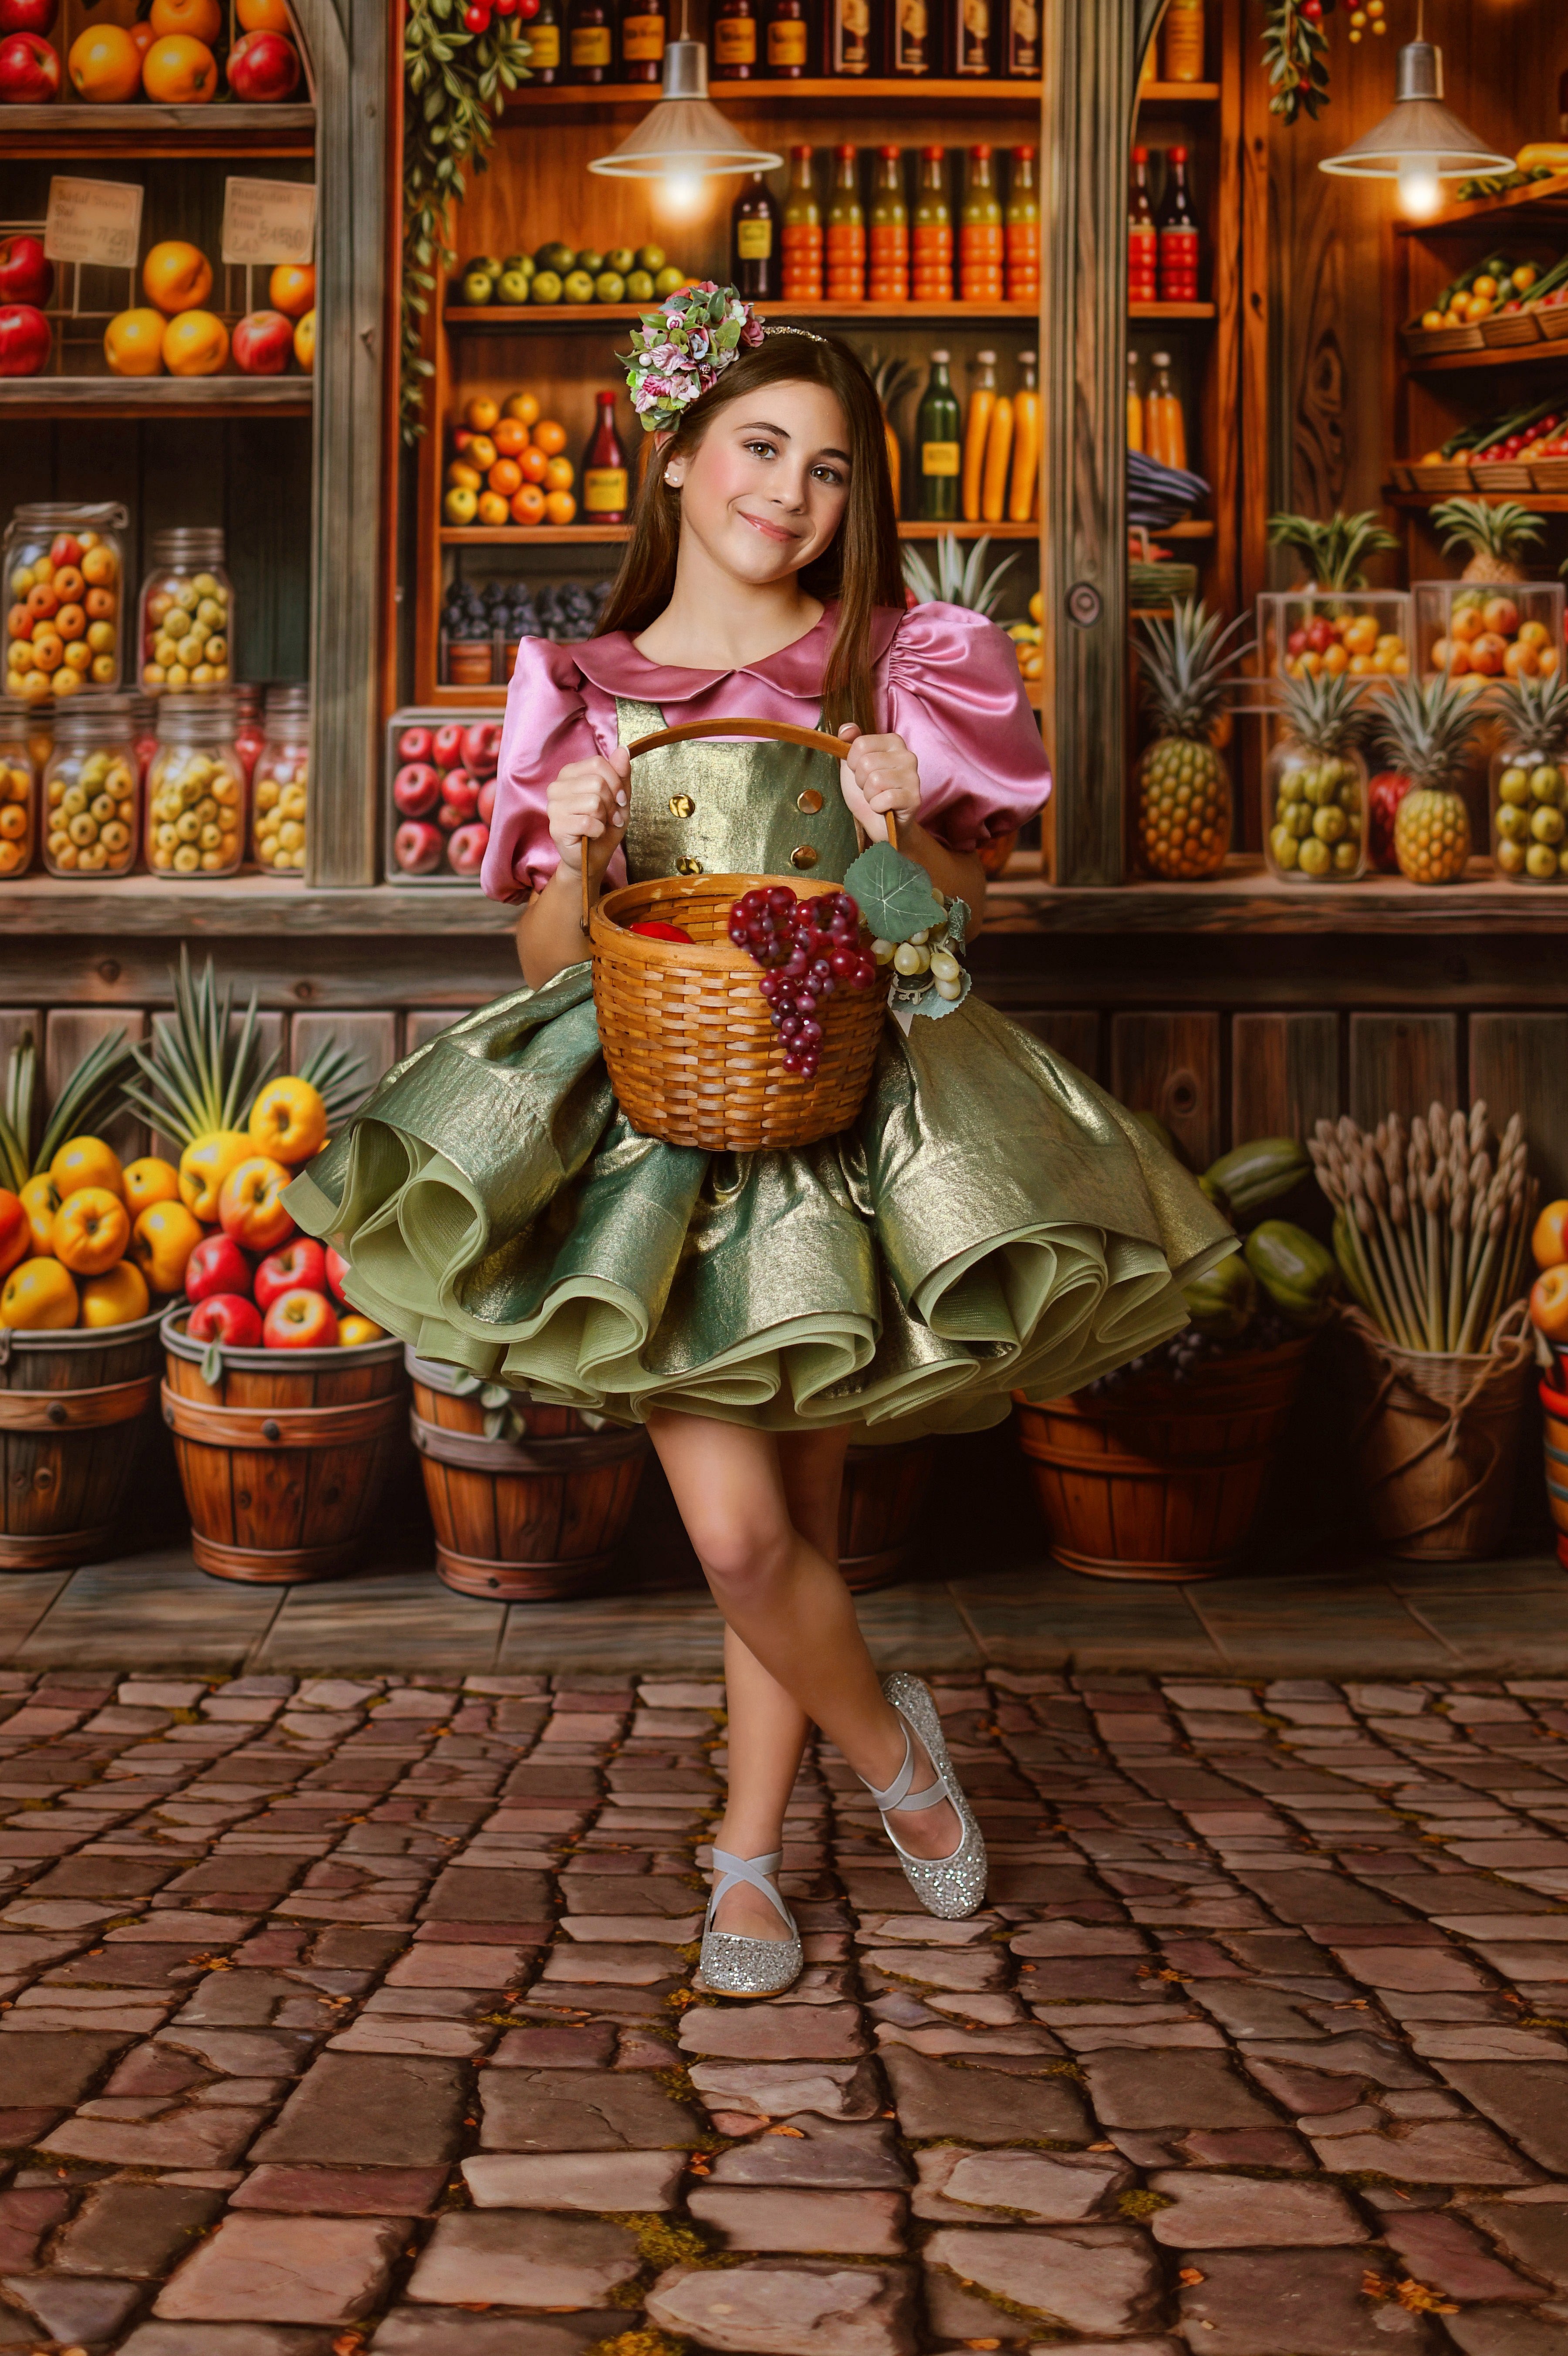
[285,965,1233,1436]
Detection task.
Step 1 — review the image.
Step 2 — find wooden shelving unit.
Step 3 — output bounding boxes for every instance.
[448,299,1041,329]
[5,101,315,156]
[0,379,312,417]
[439,517,1041,548]
[1407,339,1568,375]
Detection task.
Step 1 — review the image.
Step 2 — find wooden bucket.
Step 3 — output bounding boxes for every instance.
[0,1307,163,1573]
[839,1439,936,1592]
[161,1310,407,1585]
[1539,1378,1568,1571]
[1341,1302,1534,1563]
[408,1351,649,1601]
[1012,1337,1312,1581]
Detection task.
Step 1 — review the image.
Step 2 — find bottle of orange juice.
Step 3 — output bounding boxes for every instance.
[1126,349,1144,454]
[1147,351,1186,472]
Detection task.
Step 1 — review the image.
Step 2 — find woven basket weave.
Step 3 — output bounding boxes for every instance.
[586,717,894,1152]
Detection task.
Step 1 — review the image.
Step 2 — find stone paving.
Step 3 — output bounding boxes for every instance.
[1,1669,1568,2353]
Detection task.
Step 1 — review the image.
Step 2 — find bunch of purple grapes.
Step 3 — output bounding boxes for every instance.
[727,886,879,1078]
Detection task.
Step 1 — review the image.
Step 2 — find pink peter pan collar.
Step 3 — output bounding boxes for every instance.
[572,602,904,704]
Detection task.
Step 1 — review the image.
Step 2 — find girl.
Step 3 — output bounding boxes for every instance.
[288,289,1231,1997]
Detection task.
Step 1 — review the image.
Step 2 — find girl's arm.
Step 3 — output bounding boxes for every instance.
[839,728,988,924]
[514,749,630,989]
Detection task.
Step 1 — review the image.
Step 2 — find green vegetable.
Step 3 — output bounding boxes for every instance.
[843,842,947,944]
[1203,1136,1311,1220]
[1244,1218,1339,1327]
[1181,1252,1257,1341]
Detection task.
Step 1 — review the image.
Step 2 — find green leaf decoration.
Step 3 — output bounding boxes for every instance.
[943,897,970,957]
[843,843,947,944]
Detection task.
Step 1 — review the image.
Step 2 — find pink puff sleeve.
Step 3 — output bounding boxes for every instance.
[481,637,613,904]
[877,600,1051,849]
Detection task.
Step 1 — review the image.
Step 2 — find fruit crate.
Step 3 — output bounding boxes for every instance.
[385,704,502,887]
[0,220,292,383]
[1255,592,1413,693]
[1413,580,1565,686]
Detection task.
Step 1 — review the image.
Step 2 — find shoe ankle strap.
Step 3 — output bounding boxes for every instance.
[706,1846,796,1933]
[858,1722,945,1814]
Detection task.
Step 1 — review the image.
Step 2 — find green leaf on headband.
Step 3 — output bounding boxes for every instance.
[843,842,947,944]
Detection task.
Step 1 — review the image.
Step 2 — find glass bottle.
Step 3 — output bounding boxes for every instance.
[252,684,310,877]
[962,349,997,524]
[961,145,1004,304]
[1161,0,1203,82]
[43,694,138,878]
[868,148,909,301]
[890,0,932,76]
[145,691,245,879]
[1126,349,1144,453]
[528,0,562,76]
[1157,145,1200,302]
[232,684,264,786]
[912,146,953,301]
[710,0,759,77]
[1128,145,1157,305]
[1004,0,1036,75]
[619,0,665,78]
[828,0,872,75]
[567,0,614,83]
[1146,351,1187,471]
[765,0,809,72]
[581,391,630,521]
[825,145,866,301]
[732,172,781,298]
[782,145,824,299]
[916,350,961,523]
[1004,145,1039,302]
[1009,346,1038,522]
[3,501,129,705]
[137,527,233,696]
[947,0,991,77]
[0,699,37,879]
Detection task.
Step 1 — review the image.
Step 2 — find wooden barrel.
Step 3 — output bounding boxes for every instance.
[161,1310,407,1585]
[1541,1379,1568,1572]
[408,1350,649,1601]
[0,1307,164,1573]
[839,1439,936,1592]
[1012,1337,1312,1581]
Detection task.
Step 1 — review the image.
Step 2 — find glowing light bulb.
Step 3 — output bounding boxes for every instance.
[660,173,702,215]
[1396,157,1442,219]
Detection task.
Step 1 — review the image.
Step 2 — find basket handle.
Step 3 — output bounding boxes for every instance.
[579,716,896,933]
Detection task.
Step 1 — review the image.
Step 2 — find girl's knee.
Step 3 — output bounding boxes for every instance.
[695,1517,794,1601]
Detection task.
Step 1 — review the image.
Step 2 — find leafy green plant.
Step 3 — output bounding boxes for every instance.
[402,0,532,442]
[1261,0,1331,124]
[0,1028,137,1193]
[901,533,1021,618]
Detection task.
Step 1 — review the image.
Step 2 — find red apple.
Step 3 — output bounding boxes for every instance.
[432,723,465,771]
[0,302,49,374]
[0,233,51,308]
[477,777,497,825]
[231,308,294,376]
[447,821,490,875]
[185,1231,253,1304]
[325,1245,351,1307]
[254,1235,327,1311]
[48,531,79,567]
[0,0,57,35]
[438,769,479,825]
[263,1286,338,1349]
[394,819,443,874]
[0,30,59,99]
[462,719,502,776]
[226,26,300,99]
[398,725,433,764]
[218,1155,295,1253]
[188,1293,264,1350]
[0,1186,28,1280]
[393,761,439,819]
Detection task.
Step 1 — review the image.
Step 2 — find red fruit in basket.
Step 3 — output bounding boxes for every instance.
[0,234,51,308]
[325,1245,351,1307]
[0,29,59,97]
[432,723,465,771]
[0,303,50,375]
[227,25,299,98]
[231,308,294,375]
[393,761,439,818]
[188,1292,264,1350]
[218,1155,294,1253]
[438,769,479,824]
[185,1232,253,1304]
[1304,619,1333,655]
[461,719,502,775]
[628,919,694,942]
[446,821,489,875]
[1286,628,1307,658]
[0,1187,28,1280]
[394,819,443,875]
[263,1286,337,1349]
[398,724,433,764]
[254,1236,327,1312]
[477,777,497,824]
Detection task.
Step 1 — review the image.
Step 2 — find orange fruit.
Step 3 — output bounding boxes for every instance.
[141,31,218,99]
[493,418,529,459]
[52,1187,130,1278]
[510,484,546,525]
[476,492,509,527]
[142,239,213,316]
[128,20,154,54]
[293,310,315,371]
[149,0,223,40]
[464,394,500,433]
[532,418,568,456]
[269,264,315,320]
[237,0,292,26]
[544,490,577,525]
[487,457,522,498]
[543,455,574,493]
[68,23,143,100]
[519,446,548,484]
[503,391,541,427]
[162,310,229,377]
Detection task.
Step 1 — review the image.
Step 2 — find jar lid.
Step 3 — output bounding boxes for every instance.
[12,502,128,531]
[53,693,136,740]
[156,689,238,744]
[149,526,227,569]
[264,683,310,722]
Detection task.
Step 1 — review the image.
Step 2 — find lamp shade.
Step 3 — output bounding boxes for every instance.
[588,40,784,179]
[1320,41,1512,179]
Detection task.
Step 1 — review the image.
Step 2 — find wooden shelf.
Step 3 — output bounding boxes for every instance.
[1386,487,1568,511]
[1137,81,1221,102]
[1396,170,1568,233]
[1406,338,1568,374]
[441,519,1043,546]
[1129,302,1217,322]
[504,77,1043,111]
[446,301,1041,331]
[0,377,311,417]
[4,102,314,156]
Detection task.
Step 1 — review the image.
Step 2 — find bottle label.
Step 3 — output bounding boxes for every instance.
[921,440,960,475]
[570,23,611,63]
[1009,0,1037,69]
[834,0,870,70]
[713,14,757,60]
[584,467,629,511]
[958,0,989,68]
[621,11,664,56]
[737,217,773,258]
[767,14,807,61]
[894,0,928,67]
[528,21,561,64]
[1162,0,1203,78]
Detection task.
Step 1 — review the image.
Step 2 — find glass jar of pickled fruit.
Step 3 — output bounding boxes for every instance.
[252,684,309,876]
[43,695,139,877]
[3,502,128,704]
[0,698,37,880]
[146,692,245,878]
[136,528,234,694]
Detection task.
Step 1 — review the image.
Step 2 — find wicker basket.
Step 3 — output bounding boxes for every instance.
[586,717,894,1151]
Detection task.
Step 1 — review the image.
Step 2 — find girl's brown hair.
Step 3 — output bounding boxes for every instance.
[595,331,903,733]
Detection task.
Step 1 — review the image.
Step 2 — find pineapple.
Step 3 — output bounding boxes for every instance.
[901,533,1021,618]
[1134,599,1252,880]
[120,948,365,1152]
[1266,509,1399,591]
[1269,669,1370,883]
[1376,674,1483,886]
[1429,496,1544,585]
[1492,667,1568,882]
[0,1026,137,1193]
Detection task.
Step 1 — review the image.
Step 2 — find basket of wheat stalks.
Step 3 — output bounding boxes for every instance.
[586,718,894,1154]
[1312,1104,1538,1561]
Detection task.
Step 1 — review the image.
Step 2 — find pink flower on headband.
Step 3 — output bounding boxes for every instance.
[619,282,764,433]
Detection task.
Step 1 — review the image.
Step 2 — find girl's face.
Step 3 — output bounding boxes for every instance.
[664,377,852,589]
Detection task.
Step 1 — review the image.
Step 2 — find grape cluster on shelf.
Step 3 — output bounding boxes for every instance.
[727,886,879,1079]
[1081,1306,1297,1398]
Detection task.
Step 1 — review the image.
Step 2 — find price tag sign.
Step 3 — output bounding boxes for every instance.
[44,178,144,272]
[221,178,317,267]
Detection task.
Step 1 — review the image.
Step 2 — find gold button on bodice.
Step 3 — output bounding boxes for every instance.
[669,793,695,818]
[676,855,703,875]
[790,845,819,870]
[796,787,824,815]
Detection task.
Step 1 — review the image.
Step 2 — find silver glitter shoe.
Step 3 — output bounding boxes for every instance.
[699,1847,804,1998]
[859,1672,987,1919]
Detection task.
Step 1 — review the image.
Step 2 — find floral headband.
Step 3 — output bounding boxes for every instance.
[619,281,824,434]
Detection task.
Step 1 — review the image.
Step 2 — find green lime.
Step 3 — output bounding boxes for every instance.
[563,269,596,305]
[460,271,496,306]
[595,271,627,304]
[536,240,575,274]
[530,269,564,305]
[625,269,655,302]
[653,265,684,297]
[635,244,666,274]
[576,247,605,275]
[498,269,533,305]
[606,246,635,274]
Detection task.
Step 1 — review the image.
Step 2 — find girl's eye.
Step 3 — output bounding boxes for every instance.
[743,440,777,460]
[811,464,845,486]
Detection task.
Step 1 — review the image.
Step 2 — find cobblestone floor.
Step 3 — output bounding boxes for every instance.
[2,1670,1568,2355]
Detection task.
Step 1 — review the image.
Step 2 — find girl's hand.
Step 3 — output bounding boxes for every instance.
[838,725,922,845]
[547,749,630,884]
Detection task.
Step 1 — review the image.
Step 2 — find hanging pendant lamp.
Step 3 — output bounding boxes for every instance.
[1319,36,1511,219]
[587,37,782,185]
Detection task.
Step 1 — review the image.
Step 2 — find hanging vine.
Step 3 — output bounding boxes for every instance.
[1260,0,1333,123]
[402,0,532,443]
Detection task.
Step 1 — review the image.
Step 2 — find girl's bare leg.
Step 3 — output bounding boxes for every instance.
[648,1409,959,1944]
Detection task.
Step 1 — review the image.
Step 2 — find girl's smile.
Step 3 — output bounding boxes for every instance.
[663,383,854,595]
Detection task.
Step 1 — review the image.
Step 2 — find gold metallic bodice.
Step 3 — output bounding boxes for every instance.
[616,697,862,884]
